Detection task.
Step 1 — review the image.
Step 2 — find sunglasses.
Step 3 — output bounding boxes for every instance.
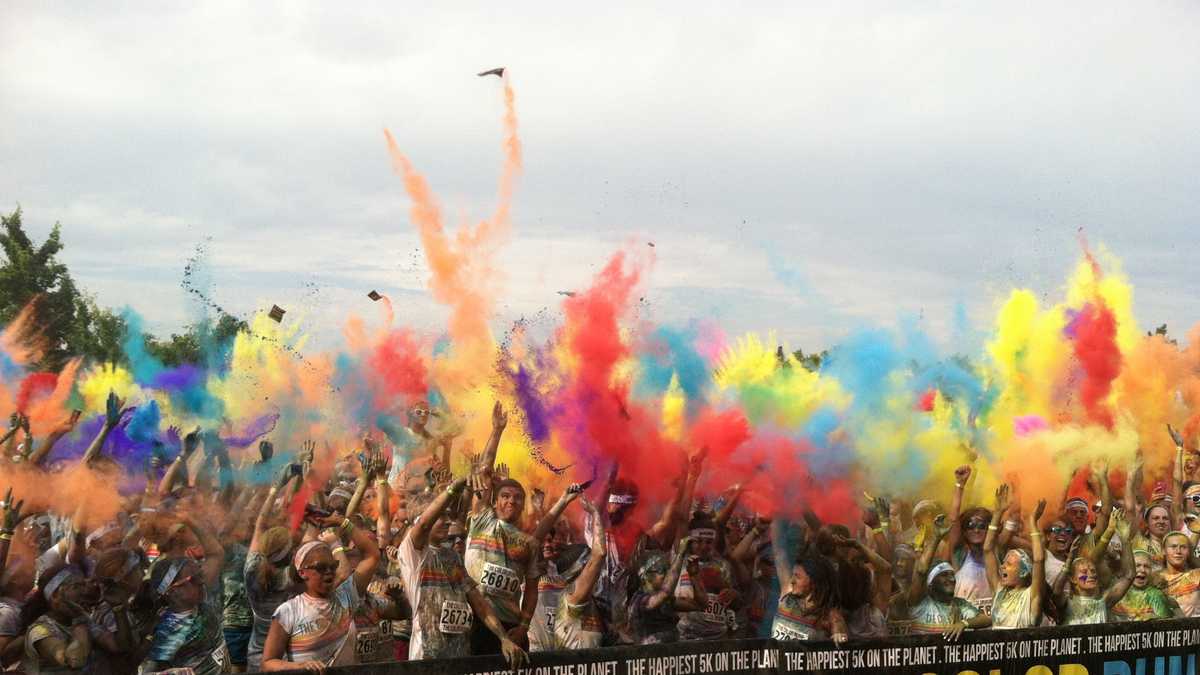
[305,563,338,575]
[1188,495,1200,505]
[1047,526,1074,535]
[965,520,989,530]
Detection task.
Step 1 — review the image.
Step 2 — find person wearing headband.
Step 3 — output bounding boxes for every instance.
[675,514,740,641]
[463,403,539,656]
[1052,507,1133,625]
[260,498,381,671]
[1160,531,1200,617]
[245,469,302,671]
[23,565,91,674]
[1111,549,1175,621]
[141,555,229,675]
[88,548,150,674]
[983,486,1046,629]
[397,477,527,668]
[906,512,990,638]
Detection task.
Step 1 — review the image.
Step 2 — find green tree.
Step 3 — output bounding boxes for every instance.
[0,207,90,370]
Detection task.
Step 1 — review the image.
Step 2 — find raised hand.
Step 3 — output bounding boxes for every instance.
[105,391,133,429]
[689,446,709,476]
[182,427,202,458]
[1169,424,1186,448]
[53,410,82,435]
[492,401,508,431]
[933,513,952,539]
[1032,499,1047,525]
[494,463,510,481]
[0,488,23,533]
[954,465,972,487]
[1111,507,1130,539]
[994,484,1010,513]
[530,488,545,513]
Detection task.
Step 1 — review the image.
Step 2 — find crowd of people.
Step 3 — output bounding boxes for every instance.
[1,395,1199,674]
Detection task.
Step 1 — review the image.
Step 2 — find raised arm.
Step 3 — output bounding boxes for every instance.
[567,496,609,605]
[910,515,952,607]
[771,520,792,590]
[180,513,225,586]
[1092,461,1112,538]
[1052,538,1081,615]
[82,393,132,465]
[982,485,1009,592]
[158,428,201,497]
[530,483,584,542]
[407,477,467,551]
[945,465,972,568]
[0,490,23,580]
[27,410,81,466]
[646,538,691,611]
[1029,499,1047,621]
[1104,509,1134,607]
[1124,453,1144,538]
[479,401,508,477]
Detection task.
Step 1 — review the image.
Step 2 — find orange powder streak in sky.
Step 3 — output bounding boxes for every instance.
[383,75,522,394]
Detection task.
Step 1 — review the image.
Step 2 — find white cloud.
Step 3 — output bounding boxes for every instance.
[1,1,1198,355]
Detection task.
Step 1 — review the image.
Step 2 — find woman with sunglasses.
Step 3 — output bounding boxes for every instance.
[983,486,1046,629]
[22,565,93,674]
[943,466,993,610]
[260,507,381,672]
[1052,508,1133,625]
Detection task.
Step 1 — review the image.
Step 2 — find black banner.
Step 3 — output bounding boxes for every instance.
[335,619,1200,675]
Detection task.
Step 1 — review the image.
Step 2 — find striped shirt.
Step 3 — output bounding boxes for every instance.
[465,507,534,625]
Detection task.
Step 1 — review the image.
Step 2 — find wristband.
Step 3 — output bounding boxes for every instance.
[879,521,890,529]
[955,483,964,489]
[375,479,389,487]
[987,525,999,531]
[446,483,463,497]
[0,532,11,541]
[1004,520,1020,532]
[340,518,354,536]
[332,546,347,556]
[1030,532,1043,538]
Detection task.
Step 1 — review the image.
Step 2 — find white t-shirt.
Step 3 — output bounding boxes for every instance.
[272,578,361,667]
[398,533,475,661]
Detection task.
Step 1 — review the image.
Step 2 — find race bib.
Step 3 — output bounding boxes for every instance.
[389,619,412,638]
[544,607,556,633]
[479,562,522,599]
[211,644,230,672]
[771,623,810,641]
[439,600,473,634]
[355,630,379,656]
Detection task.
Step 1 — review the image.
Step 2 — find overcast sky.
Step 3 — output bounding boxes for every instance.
[2,2,1198,354]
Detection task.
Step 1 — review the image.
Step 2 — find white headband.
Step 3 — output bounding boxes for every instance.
[609,494,637,505]
[293,541,330,571]
[927,562,954,587]
[690,528,718,541]
[42,568,79,600]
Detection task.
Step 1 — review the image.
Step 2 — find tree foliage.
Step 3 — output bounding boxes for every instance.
[1,207,246,371]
